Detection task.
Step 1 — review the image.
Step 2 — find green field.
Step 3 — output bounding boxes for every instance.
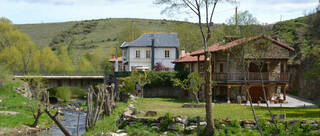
[136,98,320,120]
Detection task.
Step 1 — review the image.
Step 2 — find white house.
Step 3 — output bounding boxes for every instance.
[118,33,180,71]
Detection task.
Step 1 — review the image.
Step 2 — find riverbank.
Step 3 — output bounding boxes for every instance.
[82,102,128,136]
[0,83,53,135]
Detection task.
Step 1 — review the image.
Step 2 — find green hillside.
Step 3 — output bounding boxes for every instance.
[15,18,185,59]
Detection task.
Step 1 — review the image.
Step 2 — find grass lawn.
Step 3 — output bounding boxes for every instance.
[0,83,52,128]
[136,98,320,120]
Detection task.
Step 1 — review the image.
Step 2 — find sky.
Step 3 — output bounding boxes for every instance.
[0,0,318,24]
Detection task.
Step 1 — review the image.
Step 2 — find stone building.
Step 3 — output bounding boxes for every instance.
[173,35,295,103]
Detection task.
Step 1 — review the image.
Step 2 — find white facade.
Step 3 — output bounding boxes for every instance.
[122,47,177,71]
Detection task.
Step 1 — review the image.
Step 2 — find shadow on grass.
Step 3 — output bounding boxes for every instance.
[285,110,320,119]
[161,98,196,103]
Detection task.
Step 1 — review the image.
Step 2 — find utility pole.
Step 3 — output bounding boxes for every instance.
[131,20,135,41]
[235,6,240,35]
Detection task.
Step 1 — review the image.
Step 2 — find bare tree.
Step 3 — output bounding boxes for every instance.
[247,38,280,134]
[24,77,72,135]
[86,84,116,130]
[154,0,236,134]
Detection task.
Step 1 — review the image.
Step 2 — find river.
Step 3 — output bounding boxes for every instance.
[38,101,87,136]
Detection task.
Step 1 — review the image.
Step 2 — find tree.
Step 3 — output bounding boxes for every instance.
[119,76,136,94]
[155,0,231,134]
[132,72,151,98]
[0,17,12,24]
[0,22,30,50]
[0,65,11,86]
[40,46,60,74]
[227,10,258,25]
[85,47,109,73]
[56,46,74,73]
[78,57,95,73]
[0,22,39,74]
[0,46,22,73]
[117,21,143,56]
[173,71,204,103]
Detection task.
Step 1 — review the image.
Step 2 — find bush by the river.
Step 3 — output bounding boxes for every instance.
[48,86,87,101]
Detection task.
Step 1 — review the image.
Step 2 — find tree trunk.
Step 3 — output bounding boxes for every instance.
[192,91,200,103]
[244,85,263,136]
[204,53,215,135]
[259,68,279,133]
[30,108,42,127]
[45,109,72,136]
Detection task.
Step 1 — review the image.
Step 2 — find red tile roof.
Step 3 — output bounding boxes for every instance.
[172,53,205,63]
[190,35,295,56]
[109,57,122,62]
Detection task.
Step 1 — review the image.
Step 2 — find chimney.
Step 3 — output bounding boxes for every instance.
[180,49,186,57]
[115,47,119,72]
[151,39,155,70]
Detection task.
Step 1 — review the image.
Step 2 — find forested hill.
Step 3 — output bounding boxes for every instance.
[272,13,320,102]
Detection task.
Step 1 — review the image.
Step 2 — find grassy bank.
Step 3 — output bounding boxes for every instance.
[136,98,320,120]
[82,102,128,136]
[0,83,52,128]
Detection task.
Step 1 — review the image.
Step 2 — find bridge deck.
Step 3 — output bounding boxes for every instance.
[14,75,105,79]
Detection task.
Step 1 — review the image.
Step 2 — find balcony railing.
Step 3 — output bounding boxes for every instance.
[212,72,289,82]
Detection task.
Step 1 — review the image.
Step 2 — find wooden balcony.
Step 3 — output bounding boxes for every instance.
[212,72,289,83]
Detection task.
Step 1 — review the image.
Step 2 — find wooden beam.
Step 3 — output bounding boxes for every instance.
[227,85,231,103]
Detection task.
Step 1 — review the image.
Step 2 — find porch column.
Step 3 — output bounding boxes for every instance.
[284,60,287,73]
[227,85,231,103]
[213,53,216,73]
[283,84,288,101]
[197,55,200,73]
[213,87,217,102]
[246,85,251,104]
[227,53,230,73]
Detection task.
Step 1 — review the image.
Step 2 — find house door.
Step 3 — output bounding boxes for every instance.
[249,86,269,103]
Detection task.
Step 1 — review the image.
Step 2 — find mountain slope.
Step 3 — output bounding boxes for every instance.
[15,18,183,58]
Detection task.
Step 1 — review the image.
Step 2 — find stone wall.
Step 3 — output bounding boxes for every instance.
[289,65,320,104]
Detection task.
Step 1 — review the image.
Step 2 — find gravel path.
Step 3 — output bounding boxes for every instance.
[242,94,318,108]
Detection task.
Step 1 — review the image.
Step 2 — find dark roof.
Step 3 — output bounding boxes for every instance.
[191,35,295,56]
[120,33,180,48]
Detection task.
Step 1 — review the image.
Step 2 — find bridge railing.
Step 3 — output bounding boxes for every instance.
[14,72,105,76]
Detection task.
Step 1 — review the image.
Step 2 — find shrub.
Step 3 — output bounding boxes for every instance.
[48,86,87,101]
[160,113,174,131]
[119,76,136,93]
[125,123,158,136]
[147,71,176,88]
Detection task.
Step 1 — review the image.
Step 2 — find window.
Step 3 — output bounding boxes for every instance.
[165,50,170,58]
[219,63,224,72]
[146,50,151,58]
[136,50,140,58]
